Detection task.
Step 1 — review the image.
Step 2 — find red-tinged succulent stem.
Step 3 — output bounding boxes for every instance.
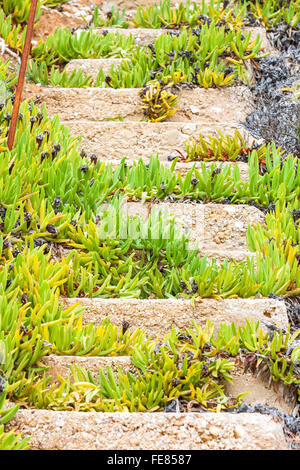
[7,0,38,151]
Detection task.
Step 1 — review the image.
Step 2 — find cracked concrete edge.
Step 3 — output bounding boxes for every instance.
[26,85,252,123]
[61,298,289,337]
[6,410,287,450]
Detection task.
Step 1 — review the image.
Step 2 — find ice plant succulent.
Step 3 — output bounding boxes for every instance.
[139,80,178,122]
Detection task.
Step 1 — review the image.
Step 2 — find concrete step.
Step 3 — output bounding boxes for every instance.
[28,85,251,123]
[41,355,134,382]
[100,0,211,19]
[70,0,211,18]
[100,156,250,180]
[66,121,253,172]
[93,26,275,54]
[103,201,264,258]
[66,58,129,78]
[61,298,288,338]
[65,27,276,80]
[7,409,287,449]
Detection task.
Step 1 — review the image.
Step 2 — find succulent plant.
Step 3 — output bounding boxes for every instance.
[139,80,178,122]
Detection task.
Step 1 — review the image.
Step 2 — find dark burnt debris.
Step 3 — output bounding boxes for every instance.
[0,376,6,393]
[267,21,300,58]
[244,23,300,157]
[121,320,130,334]
[285,296,300,329]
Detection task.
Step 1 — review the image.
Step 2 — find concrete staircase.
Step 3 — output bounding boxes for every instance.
[7,3,292,450]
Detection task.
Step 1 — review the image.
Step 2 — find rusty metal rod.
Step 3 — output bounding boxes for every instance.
[7,0,38,151]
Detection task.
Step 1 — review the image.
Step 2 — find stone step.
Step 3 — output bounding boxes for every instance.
[41,355,134,382]
[101,156,250,180]
[41,354,292,414]
[65,27,276,80]
[66,58,129,79]
[66,121,253,172]
[93,26,274,54]
[100,201,264,258]
[62,298,288,337]
[28,85,251,123]
[100,0,211,19]
[70,0,210,18]
[62,201,262,266]
[7,409,287,449]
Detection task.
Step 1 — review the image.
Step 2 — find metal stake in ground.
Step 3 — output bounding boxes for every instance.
[7,0,38,151]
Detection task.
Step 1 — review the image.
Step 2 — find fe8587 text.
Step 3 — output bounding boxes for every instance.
[151,455,192,465]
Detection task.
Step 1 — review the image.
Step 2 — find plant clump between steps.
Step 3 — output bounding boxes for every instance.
[183,129,276,164]
[28,24,265,89]
[139,79,178,122]
[92,0,300,31]
[6,319,300,414]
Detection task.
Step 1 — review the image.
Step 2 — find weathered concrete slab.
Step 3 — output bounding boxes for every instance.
[66,121,253,172]
[99,0,211,19]
[66,58,129,79]
[7,410,287,449]
[65,28,275,80]
[121,201,263,256]
[27,86,252,123]
[62,298,288,338]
